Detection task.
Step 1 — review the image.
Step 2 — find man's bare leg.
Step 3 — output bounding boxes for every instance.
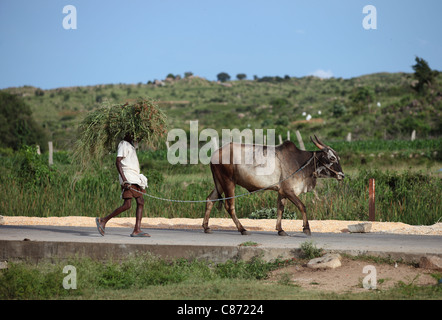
[130,196,150,237]
[96,199,131,235]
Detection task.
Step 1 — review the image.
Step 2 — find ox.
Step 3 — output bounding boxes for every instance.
[202,136,344,236]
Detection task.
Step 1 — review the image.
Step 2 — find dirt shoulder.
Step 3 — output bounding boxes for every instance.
[269,256,440,294]
[1,216,441,236]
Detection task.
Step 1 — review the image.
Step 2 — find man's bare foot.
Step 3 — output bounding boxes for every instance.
[130,231,151,237]
[95,217,105,236]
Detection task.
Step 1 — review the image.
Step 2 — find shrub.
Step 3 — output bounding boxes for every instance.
[0,261,70,299]
[249,207,297,220]
[300,241,323,259]
[412,56,438,93]
[0,91,47,150]
[16,145,54,188]
[332,103,347,117]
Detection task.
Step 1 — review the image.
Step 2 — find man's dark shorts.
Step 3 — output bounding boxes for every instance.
[122,184,146,199]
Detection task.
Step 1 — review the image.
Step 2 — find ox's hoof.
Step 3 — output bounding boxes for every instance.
[303,228,312,236]
[204,228,213,234]
[241,230,251,235]
[278,230,288,236]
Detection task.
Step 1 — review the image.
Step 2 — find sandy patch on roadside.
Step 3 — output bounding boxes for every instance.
[269,257,439,293]
[1,216,441,235]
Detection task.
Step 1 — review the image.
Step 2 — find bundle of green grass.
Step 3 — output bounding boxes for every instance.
[74,98,167,169]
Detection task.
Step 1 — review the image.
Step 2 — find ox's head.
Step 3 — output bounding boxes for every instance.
[310,135,345,181]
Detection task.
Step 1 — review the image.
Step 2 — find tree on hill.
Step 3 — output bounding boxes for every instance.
[0,91,47,150]
[217,72,231,82]
[236,73,247,81]
[412,56,438,94]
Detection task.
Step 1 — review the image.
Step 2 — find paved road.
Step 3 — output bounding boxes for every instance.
[1,225,441,262]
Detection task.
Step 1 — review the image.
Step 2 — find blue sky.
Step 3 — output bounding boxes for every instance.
[0,0,441,89]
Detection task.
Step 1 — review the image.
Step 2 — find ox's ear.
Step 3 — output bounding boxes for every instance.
[310,135,325,150]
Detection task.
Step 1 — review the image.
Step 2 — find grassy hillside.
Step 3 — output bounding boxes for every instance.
[1,73,441,224]
[3,72,441,150]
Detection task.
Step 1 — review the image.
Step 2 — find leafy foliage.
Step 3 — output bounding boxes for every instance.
[249,207,297,220]
[16,145,54,188]
[412,56,438,93]
[300,241,323,259]
[0,91,47,150]
[217,72,231,82]
[0,254,286,299]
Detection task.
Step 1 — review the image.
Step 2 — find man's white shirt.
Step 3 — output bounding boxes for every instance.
[117,140,148,189]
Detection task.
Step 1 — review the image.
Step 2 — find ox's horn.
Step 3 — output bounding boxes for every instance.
[310,136,324,150]
[314,135,328,149]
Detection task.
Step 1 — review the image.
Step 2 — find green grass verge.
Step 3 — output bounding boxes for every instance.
[1,254,441,300]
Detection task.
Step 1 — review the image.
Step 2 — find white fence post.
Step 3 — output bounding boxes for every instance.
[48,141,53,165]
[295,130,305,150]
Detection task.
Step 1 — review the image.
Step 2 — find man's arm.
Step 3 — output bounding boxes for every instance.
[116,157,130,189]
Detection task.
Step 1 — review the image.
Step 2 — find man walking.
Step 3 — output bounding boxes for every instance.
[96,133,150,237]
